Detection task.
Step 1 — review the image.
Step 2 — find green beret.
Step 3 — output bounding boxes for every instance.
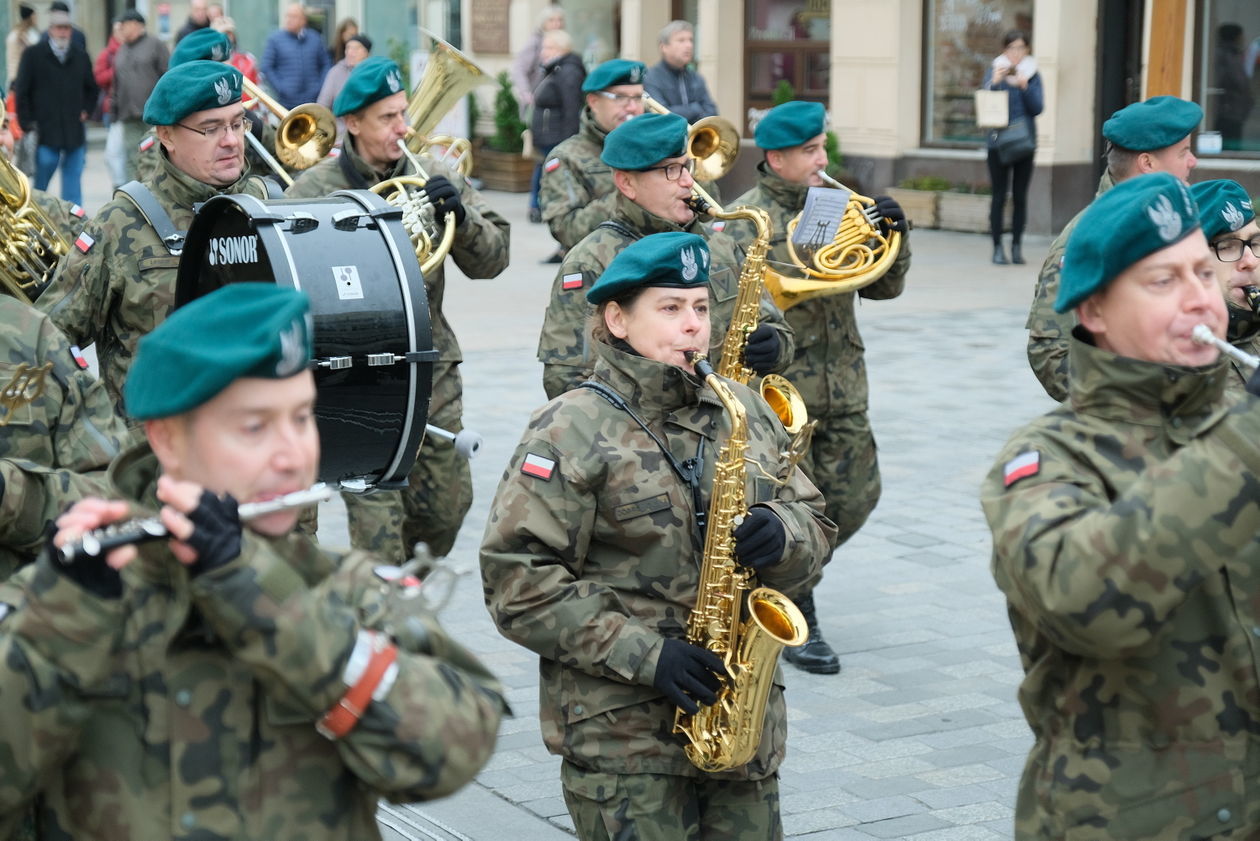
[587,232,710,305]
[143,60,243,126]
[601,112,687,170]
[333,57,405,117]
[754,101,826,150]
[1191,179,1255,241]
[1102,96,1203,151]
[125,284,313,420]
[169,27,232,67]
[1056,173,1201,313]
[581,59,646,93]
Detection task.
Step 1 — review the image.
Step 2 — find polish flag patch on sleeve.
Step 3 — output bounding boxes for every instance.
[70,204,85,218]
[712,220,726,232]
[139,136,155,152]
[1003,451,1041,487]
[544,158,561,173]
[562,272,583,290]
[69,345,89,369]
[74,232,95,253]
[521,452,557,480]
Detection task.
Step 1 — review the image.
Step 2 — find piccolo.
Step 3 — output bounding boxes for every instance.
[58,483,336,565]
[1191,324,1260,369]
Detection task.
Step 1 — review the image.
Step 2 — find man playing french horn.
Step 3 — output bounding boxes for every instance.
[286,56,510,563]
[537,111,793,399]
[481,233,835,841]
[723,101,911,675]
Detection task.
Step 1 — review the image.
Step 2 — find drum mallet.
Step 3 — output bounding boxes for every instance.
[426,424,482,459]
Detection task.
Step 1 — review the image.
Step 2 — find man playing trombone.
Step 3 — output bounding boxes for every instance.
[722,101,911,675]
[983,173,1260,839]
[286,56,510,563]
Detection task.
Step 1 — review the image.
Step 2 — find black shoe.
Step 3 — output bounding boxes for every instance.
[529,207,542,223]
[543,249,565,264]
[992,244,1008,265]
[1011,243,1024,264]
[784,593,840,675]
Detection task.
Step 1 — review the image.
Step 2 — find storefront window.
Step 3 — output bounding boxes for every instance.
[1198,1,1260,155]
[924,0,1033,146]
[564,0,620,69]
[745,0,830,135]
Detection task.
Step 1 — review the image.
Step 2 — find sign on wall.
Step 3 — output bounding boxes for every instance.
[470,0,511,54]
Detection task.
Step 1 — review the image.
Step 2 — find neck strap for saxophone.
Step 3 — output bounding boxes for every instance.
[579,379,708,535]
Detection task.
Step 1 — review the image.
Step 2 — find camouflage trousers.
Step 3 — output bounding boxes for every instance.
[798,410,880,553]
[560,762,781,841]
[543,362,589,401]
[342,362,473,561]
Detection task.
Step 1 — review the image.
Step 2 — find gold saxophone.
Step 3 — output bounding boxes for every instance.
[675,352,808,772]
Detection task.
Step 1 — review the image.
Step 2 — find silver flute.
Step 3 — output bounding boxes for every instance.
[58,483,336,565]
[1191,324,1260,369]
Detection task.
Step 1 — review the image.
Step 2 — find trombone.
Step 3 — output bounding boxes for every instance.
[240,78,337,171]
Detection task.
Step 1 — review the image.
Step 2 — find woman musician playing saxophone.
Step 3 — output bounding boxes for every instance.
[480,233,835,841]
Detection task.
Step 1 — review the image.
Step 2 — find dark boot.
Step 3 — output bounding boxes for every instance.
[1011,242,1024,264]
[784,593,840,674]
[992,243,1008,265]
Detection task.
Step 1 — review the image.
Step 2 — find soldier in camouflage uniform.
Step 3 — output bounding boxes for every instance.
[286,57,510,561]
[0,284,506,841]
[0,294,129,578]
[482,234,836,841]
[36,61,277,417]
[723,101,911,675]
[538,111,793,399]
[538,59,646,251]
[983,173,1260,840]
[1026,96,1201,401]
[1189,180,1260,397]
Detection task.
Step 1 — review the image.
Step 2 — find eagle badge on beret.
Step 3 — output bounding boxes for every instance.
[1147,195,1182,243]
[215,76,232,105]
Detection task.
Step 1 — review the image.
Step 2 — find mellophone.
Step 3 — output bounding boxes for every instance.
[57,484,337,565]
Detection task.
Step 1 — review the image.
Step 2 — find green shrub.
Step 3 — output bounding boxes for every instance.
[487,71,526,154]
[770,80,796,106]
[387,38,411,93]
[898,175,951,191]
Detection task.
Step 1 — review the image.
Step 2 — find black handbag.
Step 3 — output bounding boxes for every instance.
[994,119,1035,165]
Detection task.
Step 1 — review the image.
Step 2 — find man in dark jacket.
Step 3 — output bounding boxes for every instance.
[113,9,169,181]
[261,3,331,109]
[14,8,96,206]
[528,29,585,222]
[643,20,717,122]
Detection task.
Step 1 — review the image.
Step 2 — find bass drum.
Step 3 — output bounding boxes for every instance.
[175,189,436,489]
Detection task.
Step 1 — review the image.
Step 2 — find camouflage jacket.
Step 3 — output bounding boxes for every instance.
[0,296,129,576]
[285,136,510,364]
[1222,301,1260,400]
[1026,171,1116,402]
[31,190,87,251]
[538,107,616,250]
[480,340,835,778]
[982,332,1260,840]
[35,155,274,417]
[725,163,911,415]
[0,442,507,840]
[536,193,795,388]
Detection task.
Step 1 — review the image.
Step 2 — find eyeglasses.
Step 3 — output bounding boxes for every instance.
[642,159,695,181]
[595,91,644,105]
[1211,236,1260,262]
[176,118,248,141]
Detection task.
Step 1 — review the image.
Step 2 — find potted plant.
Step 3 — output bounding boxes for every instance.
[472,71,534,192]
[937,181,1011,233]
[884,175,948,230]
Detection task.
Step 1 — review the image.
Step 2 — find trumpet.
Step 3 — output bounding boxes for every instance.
[1192,324,1260,368]
[241,78,336,171]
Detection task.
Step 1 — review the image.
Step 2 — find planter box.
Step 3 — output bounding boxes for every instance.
[473,146,534,193]
[884,187,939,230]
[937,191,1013,234]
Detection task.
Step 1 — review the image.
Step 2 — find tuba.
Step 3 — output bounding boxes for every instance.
[0,150,68,303]
[370,34,485,275]
[675,353,808,772]
[762,170,904,311]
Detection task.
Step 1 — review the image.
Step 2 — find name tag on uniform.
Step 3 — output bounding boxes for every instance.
[614,493,670,521]
[1003,451,1041,487]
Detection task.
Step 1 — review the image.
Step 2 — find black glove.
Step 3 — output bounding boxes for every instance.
[423,175,467,226]
[743,323,781,375]
[45,522,122,600]
[653,638,727,714]
[733,506,786,571]
[184,490,242,577]
[874,195,909,235]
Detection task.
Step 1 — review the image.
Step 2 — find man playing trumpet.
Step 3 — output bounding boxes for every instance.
[983,173,1260,839]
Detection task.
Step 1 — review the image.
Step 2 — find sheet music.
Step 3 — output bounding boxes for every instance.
[793,186,850,261]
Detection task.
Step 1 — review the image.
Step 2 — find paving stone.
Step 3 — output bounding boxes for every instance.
[842,794,928,823]
[931,802,1014,825]
[858,813,953,838]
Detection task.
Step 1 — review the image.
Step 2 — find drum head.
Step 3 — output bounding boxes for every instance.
[175,190,435,488]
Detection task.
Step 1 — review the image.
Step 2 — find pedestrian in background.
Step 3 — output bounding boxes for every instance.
[94,18,126,188]
[14,8,96,205]
[329,17,359,64]
[112,9,168,182]
[41,2,85,52]
[510,4,565,118]
[528,29,585,224]
[5,4,38,89]
[318,33,371,140]
[212,16,259,88]
[262,3,331,110]
[175,0,211,43]
[644,20,717,121]
[983,29,1043,266]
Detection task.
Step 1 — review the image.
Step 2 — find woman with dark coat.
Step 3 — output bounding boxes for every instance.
[984,29,1044,265]
[528,29,586,222]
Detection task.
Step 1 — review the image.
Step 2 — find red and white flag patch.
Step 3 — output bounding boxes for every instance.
[69,345,89,370]
[562,272,583,290]
[70,204,85,218]
[544,158,561,173]
[1003,451,1041,487]
[712,221,726,232]
[139,136,155,152]
[74,232,95,253]
[521,452,556,480]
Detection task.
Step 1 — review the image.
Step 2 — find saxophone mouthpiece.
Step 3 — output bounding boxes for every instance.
[686,195,712,216]
[686,352,715,380]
